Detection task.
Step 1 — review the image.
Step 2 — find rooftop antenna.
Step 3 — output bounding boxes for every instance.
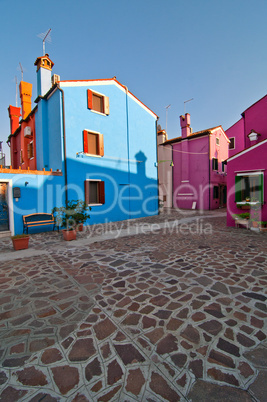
[184,98,194,115]
[15,76,18,107]
[165,104,171,134]
[19,62,23,81]
[37,28,52,55]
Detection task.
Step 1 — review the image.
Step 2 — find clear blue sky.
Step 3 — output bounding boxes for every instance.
[1,0,267,163]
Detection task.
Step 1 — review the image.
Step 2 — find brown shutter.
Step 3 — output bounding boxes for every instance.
[83,130,88,153]
[104,96,109,115]
[99,181,105,204]
[84,180,89,204]
[98,134,104,156]
[87,89,93,109]
[27,144,30,159]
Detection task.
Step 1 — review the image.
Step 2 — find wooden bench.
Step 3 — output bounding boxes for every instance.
[234,218,250,230]
[23,213,58,234]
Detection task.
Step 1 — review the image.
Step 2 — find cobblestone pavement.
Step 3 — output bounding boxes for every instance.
[0,209,266,401]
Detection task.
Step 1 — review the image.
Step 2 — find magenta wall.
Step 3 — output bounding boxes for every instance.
[227,141,267,226]
[226,119,245,158]
[244,95,267,149]
[172,128,228,210]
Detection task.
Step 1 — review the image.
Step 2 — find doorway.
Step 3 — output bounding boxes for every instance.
[0,182,9,231]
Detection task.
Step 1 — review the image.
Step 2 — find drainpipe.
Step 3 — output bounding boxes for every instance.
[57,85,68,207]
[155,118,160,214]
[125,86,131,220]
[208,134,211,210]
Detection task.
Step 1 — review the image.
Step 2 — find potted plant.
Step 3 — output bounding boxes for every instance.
[11,234,30,250]
[259,221,267,232]
[52,200,91,240]
[250,199,261,228]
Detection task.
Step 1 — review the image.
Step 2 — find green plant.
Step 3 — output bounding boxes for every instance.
[250,201,261,222]
[11,234,30,239]
[232,213,250,220]
[52,200,91,229]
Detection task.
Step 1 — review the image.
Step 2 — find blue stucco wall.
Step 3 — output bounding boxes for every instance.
[0,172,64,235]
[60,81,158,225]
[35,90,63,172]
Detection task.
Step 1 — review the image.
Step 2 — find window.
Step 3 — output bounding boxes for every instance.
[235,173,264,203]
[229,138,235,149]
[87,90,109,115]
[212,158,218,171]
[84,180,105,205]
[20,150,24,164]
[213,186,219,199]
[27,142,34,159]
[222,160,226,172]
[216,137,220,146]
[83,130,104,156]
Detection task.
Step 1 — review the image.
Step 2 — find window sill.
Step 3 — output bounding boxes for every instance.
[84,153,102,158]
[88,203,103,206]
[90,110,108,117]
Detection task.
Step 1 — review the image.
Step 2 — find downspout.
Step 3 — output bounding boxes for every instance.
[155,118,160,214]
[57,85,68,207]
[125,86,131,219]
[208,134,211,210]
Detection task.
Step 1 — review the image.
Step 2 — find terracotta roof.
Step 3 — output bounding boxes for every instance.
[163,126,222,145]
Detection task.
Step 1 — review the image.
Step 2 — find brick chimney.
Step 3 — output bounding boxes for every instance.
[180,113,191,138]
[8,105,21,134]
[19,81,32,119]
[34,53,54,97]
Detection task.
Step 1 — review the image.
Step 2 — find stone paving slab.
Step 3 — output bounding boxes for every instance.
[0,210,266,401]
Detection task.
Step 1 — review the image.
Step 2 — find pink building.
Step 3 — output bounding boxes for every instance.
[158,114,229,210]
[226,95,267,227]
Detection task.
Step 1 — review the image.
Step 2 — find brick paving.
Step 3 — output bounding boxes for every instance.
[0,209,266,401]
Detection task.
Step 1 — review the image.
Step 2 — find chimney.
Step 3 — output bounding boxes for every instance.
[157,129,168,145]
[180,113,191,138]
[34,53,54,97]
[8,105,21,134]
[19,82,32,119]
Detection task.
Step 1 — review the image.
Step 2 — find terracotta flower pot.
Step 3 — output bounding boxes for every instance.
[12,236,30,250]
[62,229,76,241]
[252,221,258,228]
[77,223,83,232]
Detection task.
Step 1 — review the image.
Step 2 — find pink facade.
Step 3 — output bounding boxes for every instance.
[226,119,245,158]
[226,94,267,158]
[226,94,267,227]
[227,140,267,226]
[160,114,229,210]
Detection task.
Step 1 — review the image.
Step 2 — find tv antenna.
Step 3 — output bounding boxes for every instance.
[19,62,24,81]
[15,76,18,106]
[37,28,52,55]
[165,104,171,134]
[184,98,194,115]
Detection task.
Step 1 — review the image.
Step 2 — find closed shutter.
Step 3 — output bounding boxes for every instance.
[104,96,109,115]
[99,181,105,204]
[84,180,89,204]
[27,144,30,159]
[87,89,93,109]
[83,130,88,153]
[98,134,104,156]
[260,174,264,204]
[235,176,242,202]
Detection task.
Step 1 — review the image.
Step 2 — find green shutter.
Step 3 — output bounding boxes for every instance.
[260,174,264,204]
[235,176,242,202]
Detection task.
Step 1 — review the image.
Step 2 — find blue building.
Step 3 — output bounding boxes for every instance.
[1,54,159,235]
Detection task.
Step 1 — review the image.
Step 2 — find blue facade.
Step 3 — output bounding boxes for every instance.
[47,79,159,225]
[2,76,158,235]
[0,172,64,235]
